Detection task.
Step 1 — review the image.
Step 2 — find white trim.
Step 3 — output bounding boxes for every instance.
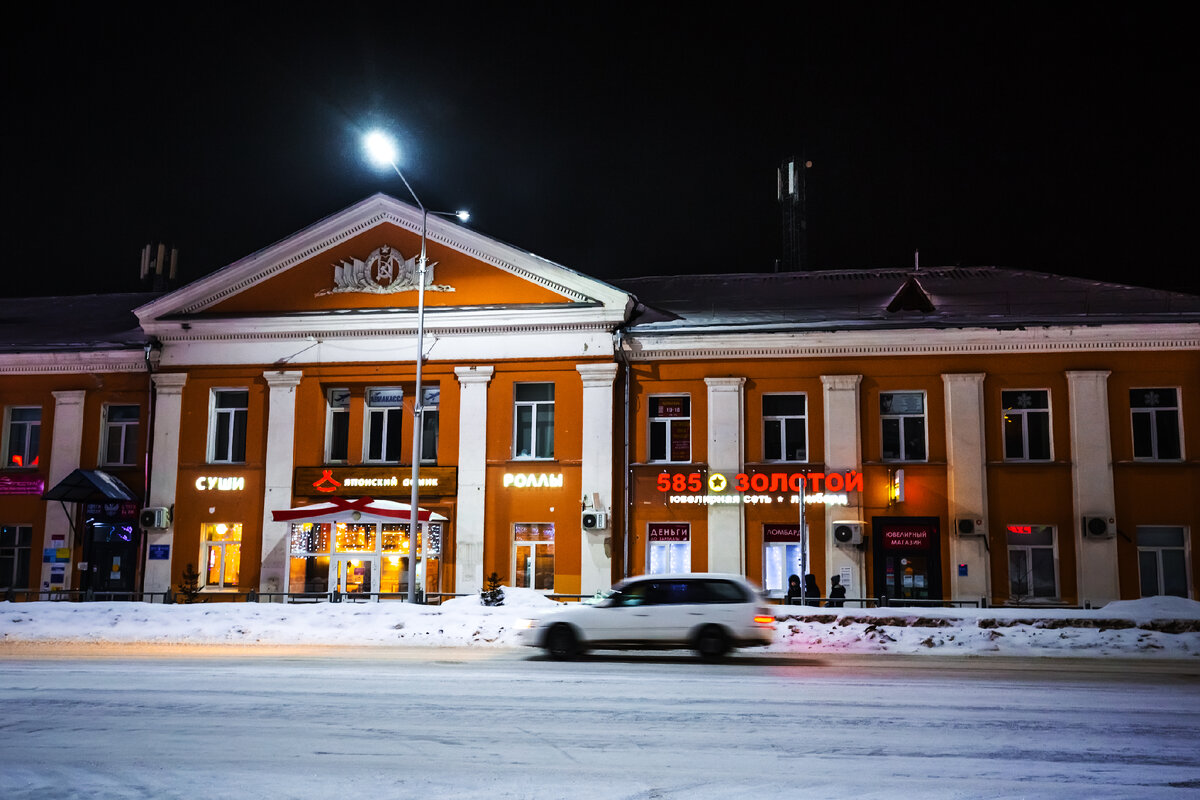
[0,350,146,375]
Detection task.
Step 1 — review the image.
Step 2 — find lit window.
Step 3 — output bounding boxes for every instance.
[5,407,41,468]
[210,390,248,464]
[649,395,690,463]
[513,523,554,591]
[203,522,242,589]
[1137,526,1188,598]
[762,524,804,594]
[763,394,807,462]
[513,383,554,459]
[1005,524,1058,600]
[289,523,331,594]
[365,387,404,463]
[648,523,690,575]
[102,405,140,467]
[1,524,33,590]
[326,388,350,464]
[880,392,926,462]
[1131,388,1182,460]
[1002,390,1051,461]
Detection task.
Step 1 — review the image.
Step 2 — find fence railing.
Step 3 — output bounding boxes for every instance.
[777,595,983,609]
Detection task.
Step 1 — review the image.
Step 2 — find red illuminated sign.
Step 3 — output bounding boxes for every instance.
[1007,524,1033,535]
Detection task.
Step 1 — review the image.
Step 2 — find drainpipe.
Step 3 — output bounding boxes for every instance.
[137,340,160,597]
[615,326,632,580]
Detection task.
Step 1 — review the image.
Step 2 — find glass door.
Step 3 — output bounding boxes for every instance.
[332,556,377,596]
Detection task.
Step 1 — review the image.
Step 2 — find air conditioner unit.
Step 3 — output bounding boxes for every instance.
[957,517,985,536]
[832,522,863,546]
[139,507,171,530]
[581,511,608,531]
[1083,515,1114,538]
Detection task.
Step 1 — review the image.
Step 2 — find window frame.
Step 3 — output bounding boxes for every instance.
[512,522,555,591]
[647,522,691,575]
[208,389,249,465]
[4,406,42,469]
[762,392,808,463]
[420,386,440,464]
[512,382,555,460]
[1136,525,1190,598]
[1005,523,1060,602]
[202,522,243,590]
[1130,387,1183,461]
[1001,389,1053,462]
[879,391,928,463]
[325,388,351,464]
[101,404,141,467]
[648,394,691,464]
[363,387,404,464]
[0,523,33,590]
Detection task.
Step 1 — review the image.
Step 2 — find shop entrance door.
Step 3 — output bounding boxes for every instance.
[872,517,941,602]
[332,556,377,596]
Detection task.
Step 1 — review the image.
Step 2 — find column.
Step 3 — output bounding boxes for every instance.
[705,377,745,574]
[1066,370,1119,606]
[943,373,989,602]
[455,366,494,593]
[260,370,302,595]
[41,390,86,591]
[577,363,618,594]
[821,375,863,597]
[143,373,186,594]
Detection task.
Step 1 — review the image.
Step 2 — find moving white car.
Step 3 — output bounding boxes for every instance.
[517,573,775,659]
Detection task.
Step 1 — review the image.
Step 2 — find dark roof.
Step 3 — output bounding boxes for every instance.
[0,293,161,353]
[613,267,1200,333]
[43,469,137,502]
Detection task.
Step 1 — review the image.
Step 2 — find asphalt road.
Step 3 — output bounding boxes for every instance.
[2,645,1199,799]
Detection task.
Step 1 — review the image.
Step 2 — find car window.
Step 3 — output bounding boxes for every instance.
[690,580,747,604]
[648,581,691,605]
[613,582,650,607]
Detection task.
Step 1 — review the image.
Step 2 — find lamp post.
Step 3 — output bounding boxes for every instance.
[364,130,468,603]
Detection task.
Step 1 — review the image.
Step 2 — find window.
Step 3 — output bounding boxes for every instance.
[1131,388,1182,460]
[513,383,554,459]
[326,388,350,463]
[880,392,926,461]
[210,390,248,464]
[365,387,404,463]
[5,407,41,468]
[513,523,554,591]
[1002,390,1051,461]
[763,394,807,462]
[762,524,804,594]
[648,523,690,574]
[202,522,242,589]
[1006,524,1058,600]
[1138,526,1188,598]
[649,395,690,463]
[1,524,32,589]
[102,405,140,466]
[420,387,440,463]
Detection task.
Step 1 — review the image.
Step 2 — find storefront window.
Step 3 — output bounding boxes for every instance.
[289,523,331,594]
[1,524,32,589]
[1006,524,1057,600]
[514,523,554,591]
[762,523,804,593]
[335,522,376,552]
[648,522,690,575]
[203,522,242,589]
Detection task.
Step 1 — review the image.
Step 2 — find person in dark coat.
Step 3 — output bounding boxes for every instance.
[785,574,803,605]
[828,575,847,608]
[803,574,821,607]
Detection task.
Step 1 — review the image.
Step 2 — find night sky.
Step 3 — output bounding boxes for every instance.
[5,5,1196,298]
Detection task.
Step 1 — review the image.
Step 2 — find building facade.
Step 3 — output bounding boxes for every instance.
[2,197,1198,607]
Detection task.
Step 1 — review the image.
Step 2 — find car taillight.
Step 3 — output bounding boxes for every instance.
[754,613,775,625]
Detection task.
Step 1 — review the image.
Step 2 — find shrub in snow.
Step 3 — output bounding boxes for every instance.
[481,572,505,606]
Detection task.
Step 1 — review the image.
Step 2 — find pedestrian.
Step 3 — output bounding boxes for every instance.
[828,575,847,608]
[785,574,803,605]
[803,574,821,607]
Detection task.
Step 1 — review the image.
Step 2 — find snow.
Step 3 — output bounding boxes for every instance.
[3,589,1198,658]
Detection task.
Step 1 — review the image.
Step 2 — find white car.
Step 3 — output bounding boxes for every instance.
[517,573,775,660]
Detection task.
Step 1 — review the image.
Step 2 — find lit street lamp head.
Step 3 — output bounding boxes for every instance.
[363,130,399,168]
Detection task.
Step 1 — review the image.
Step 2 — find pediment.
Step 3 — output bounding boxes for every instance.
[136,194,630,325]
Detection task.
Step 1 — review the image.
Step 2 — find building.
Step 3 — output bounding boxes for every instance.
[3,195,1198,606]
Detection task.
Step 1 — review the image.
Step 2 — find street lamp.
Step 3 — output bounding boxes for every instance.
[364,129,468,603]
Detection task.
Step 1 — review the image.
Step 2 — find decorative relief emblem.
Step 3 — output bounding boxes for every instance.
[317,245,456,296]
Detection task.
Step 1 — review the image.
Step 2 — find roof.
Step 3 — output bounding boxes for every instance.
[613,267,1200,333]
[0,292,161,354]
[42,469,137,502]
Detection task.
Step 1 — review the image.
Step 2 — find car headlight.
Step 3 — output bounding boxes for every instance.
[514,618,539,630]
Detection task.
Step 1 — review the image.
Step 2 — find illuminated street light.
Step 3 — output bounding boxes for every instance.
[363,129,468,604]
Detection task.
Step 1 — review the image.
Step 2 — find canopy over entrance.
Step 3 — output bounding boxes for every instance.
[272,496,447,526]
[42,469,137,502]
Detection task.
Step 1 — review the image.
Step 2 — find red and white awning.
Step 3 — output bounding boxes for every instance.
[272,497,447,525]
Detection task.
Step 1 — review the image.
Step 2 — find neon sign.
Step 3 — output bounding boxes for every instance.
[657,470,863,506]
[503,472,564,488]
[195,476,246,491]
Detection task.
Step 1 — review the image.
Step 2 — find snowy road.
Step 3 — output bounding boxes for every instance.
[2,647,1199,799]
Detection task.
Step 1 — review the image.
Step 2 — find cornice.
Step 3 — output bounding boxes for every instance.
[622,323,1200,360]
[0,350,147,375]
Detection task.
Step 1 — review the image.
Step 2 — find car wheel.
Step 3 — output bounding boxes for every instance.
[694,625,730,660]
[545,624,579,660]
